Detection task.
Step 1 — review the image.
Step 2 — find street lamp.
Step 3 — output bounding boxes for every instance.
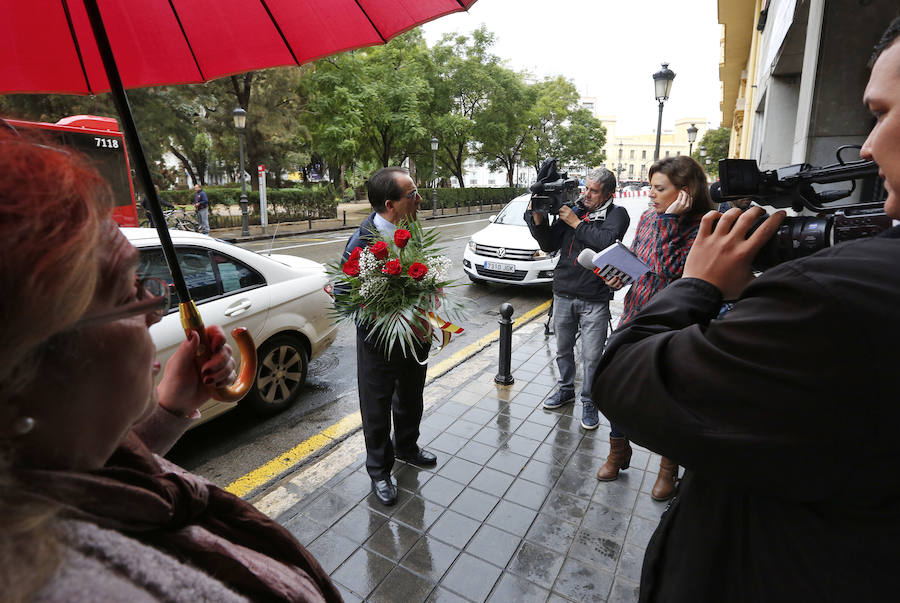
[514,151,521,188]
[687,122,698,157]
[652,62,676,161]
[430,137,438,218]
[233,107,249,237]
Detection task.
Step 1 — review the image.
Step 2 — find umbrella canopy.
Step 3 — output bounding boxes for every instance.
[2,0,477,95]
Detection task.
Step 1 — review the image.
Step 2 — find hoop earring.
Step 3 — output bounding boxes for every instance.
[12,416,35,435]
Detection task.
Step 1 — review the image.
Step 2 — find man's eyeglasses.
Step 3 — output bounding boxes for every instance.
[403,189,421,200]
[73,277,172,329]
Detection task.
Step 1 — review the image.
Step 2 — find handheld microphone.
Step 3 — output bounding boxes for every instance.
[577,248,603,276]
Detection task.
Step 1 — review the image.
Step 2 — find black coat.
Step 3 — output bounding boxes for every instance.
[525,203,630,301]
[342,211,378,262]
[593,227,900,601]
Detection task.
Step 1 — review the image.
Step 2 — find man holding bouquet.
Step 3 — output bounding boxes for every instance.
[340,167,438,506]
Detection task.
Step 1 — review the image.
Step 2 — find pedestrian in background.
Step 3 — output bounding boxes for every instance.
[193,183,209,235]
[596,155,713,501]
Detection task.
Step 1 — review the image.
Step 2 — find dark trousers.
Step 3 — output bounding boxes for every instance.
[356,332,428,480]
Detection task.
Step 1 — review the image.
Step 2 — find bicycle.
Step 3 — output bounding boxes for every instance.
[163,207,200,232]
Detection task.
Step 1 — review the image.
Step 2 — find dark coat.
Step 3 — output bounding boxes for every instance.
[342,211,378,262]
[525,203,630,301]
[593,227,900,601]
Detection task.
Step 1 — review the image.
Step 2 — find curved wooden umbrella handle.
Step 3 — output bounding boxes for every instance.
[179,301,257,402]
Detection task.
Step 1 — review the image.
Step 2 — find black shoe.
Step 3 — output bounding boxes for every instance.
[396,449,438,467]
[371,478,398,506]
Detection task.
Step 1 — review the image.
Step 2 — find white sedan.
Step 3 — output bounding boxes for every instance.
[463,194,558,285]
[123,228,338,425]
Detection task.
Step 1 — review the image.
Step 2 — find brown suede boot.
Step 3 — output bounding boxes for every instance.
[596,437,633,481]
[651,457,678,501]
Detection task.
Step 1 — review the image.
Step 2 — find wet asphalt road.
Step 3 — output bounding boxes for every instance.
[167,214,554,488]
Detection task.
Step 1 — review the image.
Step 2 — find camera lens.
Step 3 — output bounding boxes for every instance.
[751,216,831,271]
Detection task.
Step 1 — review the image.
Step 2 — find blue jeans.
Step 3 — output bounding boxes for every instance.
[552,294,610,406]
[197,206,209,235]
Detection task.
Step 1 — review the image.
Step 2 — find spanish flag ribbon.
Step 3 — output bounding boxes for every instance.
[427,311,464,356]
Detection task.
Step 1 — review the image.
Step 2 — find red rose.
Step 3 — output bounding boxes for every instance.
[394,229,411,248]
[348,246,363,262]
[342,260,360,277]
[370,241,389,260]
[408,262,428,280]
[382,258,402,275]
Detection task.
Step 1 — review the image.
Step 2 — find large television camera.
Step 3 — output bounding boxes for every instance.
[530,158,580,215]
[715,146,891,270]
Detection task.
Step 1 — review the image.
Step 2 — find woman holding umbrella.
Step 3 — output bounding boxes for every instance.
[0,132,340,602]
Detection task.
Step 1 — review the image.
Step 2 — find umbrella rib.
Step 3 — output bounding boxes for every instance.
[167,0,206,81]
[62,0,94,95]
[353,0,387,44]
[259,0,302,66]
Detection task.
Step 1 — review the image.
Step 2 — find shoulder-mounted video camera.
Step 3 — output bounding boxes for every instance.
[715,146,891,270]
[530,158,580,215]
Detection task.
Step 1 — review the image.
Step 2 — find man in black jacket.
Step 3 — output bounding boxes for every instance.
[525,167,629,429]
[340,167,437,507]
[592,19,900,601]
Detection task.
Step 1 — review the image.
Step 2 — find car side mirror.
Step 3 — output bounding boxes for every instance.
[488,215,497,223]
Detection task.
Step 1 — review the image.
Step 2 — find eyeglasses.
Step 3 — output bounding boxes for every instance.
[72,277,172,329]
[403,189,421,201]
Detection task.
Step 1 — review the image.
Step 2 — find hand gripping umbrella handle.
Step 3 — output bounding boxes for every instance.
[179,301,257,402]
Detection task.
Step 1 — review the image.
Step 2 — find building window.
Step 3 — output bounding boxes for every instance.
[629,150,635,159]
[665,151,670,158]
[629,164,634,176]
[618,148,623,159]
[676,151,681,156]
[642,150,647,160]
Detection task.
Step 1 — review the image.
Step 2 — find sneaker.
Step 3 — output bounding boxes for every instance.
[543,389,575,409]
[581,401,600,430]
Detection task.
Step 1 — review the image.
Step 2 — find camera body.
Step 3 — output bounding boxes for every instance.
[530,158,580,215]
[716,150,891,270]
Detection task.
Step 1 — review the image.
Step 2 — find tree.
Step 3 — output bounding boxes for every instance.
[520,76,581,173]
[558,107,607,173]
[473,69,534,186]
[692,127,731,179]
[428,27,505,187]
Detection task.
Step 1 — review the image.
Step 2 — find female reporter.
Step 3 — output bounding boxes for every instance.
[595,156,713,500]
[0,131,340,602]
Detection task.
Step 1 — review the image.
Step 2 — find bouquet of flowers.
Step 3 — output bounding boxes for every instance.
[328,220,464,360]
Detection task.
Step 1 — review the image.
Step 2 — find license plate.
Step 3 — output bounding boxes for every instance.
[485,261,515,273]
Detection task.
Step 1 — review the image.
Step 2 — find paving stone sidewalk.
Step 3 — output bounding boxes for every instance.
[262,315,674,602]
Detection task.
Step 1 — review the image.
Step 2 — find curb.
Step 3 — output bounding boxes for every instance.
[230,300,552,501]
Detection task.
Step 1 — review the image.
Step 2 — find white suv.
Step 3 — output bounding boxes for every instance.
[463,194,558,285]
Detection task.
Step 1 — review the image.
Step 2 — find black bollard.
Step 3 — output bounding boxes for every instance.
[494,302,515,385]
[343,210,346,226]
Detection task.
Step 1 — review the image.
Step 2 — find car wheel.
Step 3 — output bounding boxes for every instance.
[468,274,485,285]
[244,334,309,416]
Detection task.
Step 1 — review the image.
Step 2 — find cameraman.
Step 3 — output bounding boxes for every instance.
[525,167,629,429]
[592,18,900,600]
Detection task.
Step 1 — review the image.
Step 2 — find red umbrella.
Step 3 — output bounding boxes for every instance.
[1,0,477,401]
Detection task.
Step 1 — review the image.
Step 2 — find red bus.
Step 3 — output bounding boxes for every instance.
[6,115,139,227]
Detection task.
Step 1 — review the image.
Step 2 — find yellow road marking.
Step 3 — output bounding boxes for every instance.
[227,298,552,498]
